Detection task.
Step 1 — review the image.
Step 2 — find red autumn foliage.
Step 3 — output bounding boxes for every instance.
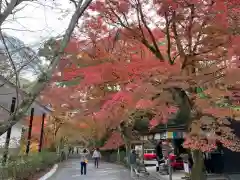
[43,0,240,151]
[24,115,51,148]
[100,132,124,150]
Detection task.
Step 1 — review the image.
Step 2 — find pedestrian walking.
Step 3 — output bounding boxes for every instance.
[80,149,89,175]
[162,140,173,159]
[92,148,101,168]
[129,149,138,178]
[155,140,164,168]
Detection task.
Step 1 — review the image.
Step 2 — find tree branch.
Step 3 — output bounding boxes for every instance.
[0,0,2,13]
[0,28,20,114]
[0,104,10,113]
[164,12,174,64]
[192,1,214,53]
[187,4,195,54]
[172,11,186,60]
[136,0,164,60]
[0,0,25,26]
[0,0,93,135]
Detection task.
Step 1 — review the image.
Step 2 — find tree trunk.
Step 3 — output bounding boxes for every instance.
[125,142,131,165]
[117,147,120,162]
[141,142,144,164]
[118,125,131,165]
[172,89,207,180]
[2,128,11,165]
[191,150,206,180]
[121,133,130,164]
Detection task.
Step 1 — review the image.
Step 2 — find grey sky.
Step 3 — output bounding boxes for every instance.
[2,0,75,49]
[0,0,78,81]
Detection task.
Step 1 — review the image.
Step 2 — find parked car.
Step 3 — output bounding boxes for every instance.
[144,149,157,165]
[169,154,184,170]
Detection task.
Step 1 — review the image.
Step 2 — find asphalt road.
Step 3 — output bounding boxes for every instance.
[48,160,133,180]
[48,159,161,180]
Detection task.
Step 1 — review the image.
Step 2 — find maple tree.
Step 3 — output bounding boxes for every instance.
[100,131,124,150]
[39,83,100,148]
[42,0,240,179]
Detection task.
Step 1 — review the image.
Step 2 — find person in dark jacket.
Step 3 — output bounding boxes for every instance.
[129,149,138,177]
[156,141,164,166]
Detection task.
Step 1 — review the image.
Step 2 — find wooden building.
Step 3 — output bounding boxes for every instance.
[0,75,51,155]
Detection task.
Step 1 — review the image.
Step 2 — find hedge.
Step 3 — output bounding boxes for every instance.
[0,151,60,180]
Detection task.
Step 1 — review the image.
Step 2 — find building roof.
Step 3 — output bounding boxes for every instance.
[0,75,51,113]
[139,124,187,135]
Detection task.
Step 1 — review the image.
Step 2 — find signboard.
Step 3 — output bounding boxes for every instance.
[154,133,161,140]
[161,132,167,139]
[143,131,184,140]
[167,132,173,138]
[184,163,190,173]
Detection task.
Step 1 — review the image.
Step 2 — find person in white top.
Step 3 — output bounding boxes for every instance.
[92,148,101,168]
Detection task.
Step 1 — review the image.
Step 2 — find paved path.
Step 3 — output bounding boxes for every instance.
[48,159,159,180]
[49,160,132,180]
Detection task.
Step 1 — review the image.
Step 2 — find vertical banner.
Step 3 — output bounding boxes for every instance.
[184,162,190,173]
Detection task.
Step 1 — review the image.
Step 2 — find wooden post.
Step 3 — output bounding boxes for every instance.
[168,158,173,180]
[141,141,144,164]
[38,113,45,152]
[19,127,26,155]
[2,97,16,165]
[26,108,34,155]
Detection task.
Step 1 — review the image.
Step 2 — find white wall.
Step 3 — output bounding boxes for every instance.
[0,122,22,148]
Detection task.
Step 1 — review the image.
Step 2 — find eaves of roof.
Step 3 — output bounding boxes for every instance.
[0,75,52,113]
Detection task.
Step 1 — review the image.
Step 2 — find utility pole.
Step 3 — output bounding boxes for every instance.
[2,97,16,165]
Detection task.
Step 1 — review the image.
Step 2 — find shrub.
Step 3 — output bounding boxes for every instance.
[101,150,127,163]
[0,151,60,180]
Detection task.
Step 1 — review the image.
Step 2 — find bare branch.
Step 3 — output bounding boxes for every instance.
[136,3,145,40]
[0,0,25,26]
[0,28,20,114]
[0,0,93,135]
[69,0,78,8]
[164,12,174,64]
[172,11,185,59]
[187,4,195,54]
[0,104,10,113]
[0,0,2,13]
[0,43,46,88]
[136,0,164,60]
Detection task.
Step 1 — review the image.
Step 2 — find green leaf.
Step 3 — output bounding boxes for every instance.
[58,77,81,87]
[158,41,166,46]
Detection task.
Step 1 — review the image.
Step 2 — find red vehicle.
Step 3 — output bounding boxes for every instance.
[169,154,184,170]
[144,149,157,161]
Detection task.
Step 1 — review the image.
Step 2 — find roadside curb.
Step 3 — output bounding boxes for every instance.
[149,171,185,180]
[38,164,58,180]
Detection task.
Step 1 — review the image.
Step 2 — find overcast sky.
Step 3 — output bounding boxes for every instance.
[2,0,75,49]
[0,0,78,81]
